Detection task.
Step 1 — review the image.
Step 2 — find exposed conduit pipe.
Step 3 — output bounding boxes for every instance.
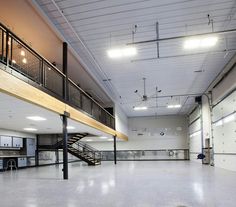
[50,0,122,101]
[127,28,236,45]
[131,49,236,62]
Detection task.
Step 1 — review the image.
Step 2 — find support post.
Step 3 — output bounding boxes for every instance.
[114,135,117,165]
[35,135,39,166]
[62,114,68,179]
[63,42,68,101]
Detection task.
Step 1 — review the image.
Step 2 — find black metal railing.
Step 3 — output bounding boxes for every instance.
[100,149,189,161]
[73,141,101,162]
[0,23,115,129]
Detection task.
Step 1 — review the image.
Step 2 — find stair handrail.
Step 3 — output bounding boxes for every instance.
[73,141,101,160]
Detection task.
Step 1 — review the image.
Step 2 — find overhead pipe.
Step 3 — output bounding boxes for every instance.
[127,28,236,45]
[131,48,236,62]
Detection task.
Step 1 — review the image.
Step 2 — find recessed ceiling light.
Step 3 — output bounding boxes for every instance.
[167,105,181,109]
[133,106,148,111]
[23,127,37,132]
[100,136,108,139]
[26,116,46,121]
[107,47,137,59]
[184,36,218,50]
[20,50,25,56]
[107,138,113,141]
[22,58,27,64]
[67,126,75,129]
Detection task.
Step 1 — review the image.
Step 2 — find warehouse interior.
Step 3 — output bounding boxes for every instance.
[0,0,236,206]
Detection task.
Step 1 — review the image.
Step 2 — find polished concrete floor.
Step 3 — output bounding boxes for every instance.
[0,161,236,207]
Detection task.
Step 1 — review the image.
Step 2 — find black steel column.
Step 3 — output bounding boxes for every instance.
[35,135,39,166]
[55,149,59,164]
[114,135,117,165]
[62,114,68,179]
[63,42,68,101]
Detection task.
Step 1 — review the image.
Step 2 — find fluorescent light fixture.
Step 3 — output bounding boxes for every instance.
[122,47,137,56]
[133,106,148,111]
[67,126,75,129]
[100,136,108,139]
[85,139,92,142]
[107,47,137,59]
[184,36,218,50]
[26,116,46,121]
[184,39,200,49]
[200,36,218,47]
[215,120,223,127]
[190,130,201,138]
[107,48,122,58]
[167,104,181,109]
[23,127,37,132]
[22,58,27,64]
[223,114,235,124]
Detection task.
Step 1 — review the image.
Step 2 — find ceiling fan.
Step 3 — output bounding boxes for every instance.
[134,78,162,103]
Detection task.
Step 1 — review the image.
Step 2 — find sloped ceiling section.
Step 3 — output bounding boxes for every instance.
[34,0,236,117]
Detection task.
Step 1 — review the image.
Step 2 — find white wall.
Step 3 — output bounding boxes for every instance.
[90,115,188,151]
[202,95,212,147]
[0,128,36,139]
[115,104,128,136]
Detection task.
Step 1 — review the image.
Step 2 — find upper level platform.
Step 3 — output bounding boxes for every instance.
[0,22,127,141]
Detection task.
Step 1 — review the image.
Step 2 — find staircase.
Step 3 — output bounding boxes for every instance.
[68,141,101,166]
[38,133,101,166]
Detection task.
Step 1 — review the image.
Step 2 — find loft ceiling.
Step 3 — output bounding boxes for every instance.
[34,0,236,117]
[0,92,115,142]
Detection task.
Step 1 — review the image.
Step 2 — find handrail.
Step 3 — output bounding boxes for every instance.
[74,141,99,153]
[73,141,101,161]
[68,78,115,119]
[0,22,65,77]
[0,22,115,129]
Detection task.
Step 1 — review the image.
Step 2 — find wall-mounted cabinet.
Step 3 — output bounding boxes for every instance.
[12,137,23,148]
[0,136,12,147]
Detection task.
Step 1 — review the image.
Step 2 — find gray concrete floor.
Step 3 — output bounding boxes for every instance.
[0,161,236,207]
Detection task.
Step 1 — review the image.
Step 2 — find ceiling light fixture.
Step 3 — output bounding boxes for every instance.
[85,139,92,142]
[167,104,181,109]
[133,106,148,111]
[23,127,37,132]
[107,138,114,141]
[26,116,46,121]
[22,58,27,64]
[67,126,75,129]
[107,47,137,59]
[184,36,218,49]
[100,136,108,139]
[20,50,25,56]
[223,114,235,124]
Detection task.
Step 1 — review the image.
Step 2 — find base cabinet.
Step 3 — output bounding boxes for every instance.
[12,137,23,148]
[17,157,27,168]
[0,159,3,170]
